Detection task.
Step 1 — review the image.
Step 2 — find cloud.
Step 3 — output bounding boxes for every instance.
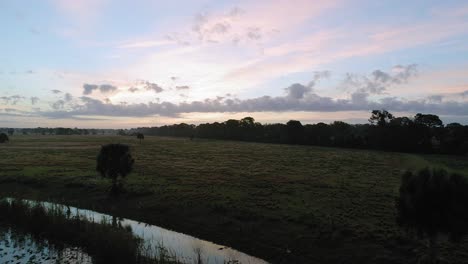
[51,100,66,110]
[82,83,118,95]
[64,93,73,102]
[128,87,139,93]
[427,95,443,103]
[38,80,468,120]
[0,107,35,118]
[83,84,98,95]
[175,85,190,90]
[285,83,311,99]
[30,97,40,105]
[51,89,62,94]
[99,84,117,93]
[0,95,25,105]
[118,40,172,49]
[190,7,266,44]
[143,81,163,93]
[246,27,262,40]
[344,64,418,94]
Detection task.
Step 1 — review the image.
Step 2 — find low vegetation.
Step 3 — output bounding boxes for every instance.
[0,132,9,143]
[0,135,467,263]
[0,198,179,264]
[396,168,468,263]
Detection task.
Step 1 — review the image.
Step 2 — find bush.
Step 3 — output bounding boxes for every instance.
[396,168,468,262]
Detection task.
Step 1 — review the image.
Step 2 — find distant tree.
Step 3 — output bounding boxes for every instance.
[396,168,468,263]
[137,133,144,144]
[96,144,134,194]
[414,113,443,128]
[240,117,255,128]
[369,110,394,126]
[390,117,413,126]
[286,120,304,144]
[224,119,241,140]
[7,128,14,136]
[445,123,463,128]
[0,133,9,143]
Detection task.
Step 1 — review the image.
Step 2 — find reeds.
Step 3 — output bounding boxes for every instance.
[0,199,179,264]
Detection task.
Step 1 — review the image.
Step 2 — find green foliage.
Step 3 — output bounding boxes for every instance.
[414,113,443,128]
[0,133,10,143]
[396,168,468,261]
[286,120,304,144]
[369,109,394,126]
[96,144,134,193]
[0,133,9,143]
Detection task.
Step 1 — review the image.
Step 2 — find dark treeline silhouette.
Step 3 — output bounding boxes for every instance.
[136,110,468,155]
[1,127,114,135]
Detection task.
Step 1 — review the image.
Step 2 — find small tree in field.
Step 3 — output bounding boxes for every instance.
[137,133,144,144]
[396,168,468,263]
[96,144,134,194]
[0,133,9,143]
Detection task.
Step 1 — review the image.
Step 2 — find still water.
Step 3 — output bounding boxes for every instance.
[1,198,269,264]
[0,227,92,264]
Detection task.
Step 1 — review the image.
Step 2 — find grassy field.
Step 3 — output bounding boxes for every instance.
[1,135,467,263]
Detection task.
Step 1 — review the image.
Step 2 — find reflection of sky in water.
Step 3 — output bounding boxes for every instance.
[11,199,269,264]
[0,227,92,264]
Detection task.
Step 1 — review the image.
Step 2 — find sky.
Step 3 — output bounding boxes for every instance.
[1,0,468,128]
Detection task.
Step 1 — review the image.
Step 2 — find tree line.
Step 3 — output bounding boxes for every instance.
[0,127,114,136]
[136,110,468,155]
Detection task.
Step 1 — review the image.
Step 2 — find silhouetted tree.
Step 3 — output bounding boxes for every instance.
[132,110,468,155]
[286,120,304,144]
[117,129,126,136]
[0,133,9,143]
[390,117,413,126]
[96,144,134,194]
[7,128,14,136]
[137,133,144,144]
[396,168,468,263]
[240,117,255,127]
[369,109,394,126]
[414,113,443,128]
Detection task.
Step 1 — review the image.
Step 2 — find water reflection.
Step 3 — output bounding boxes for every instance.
[2,198,268,264]
[0,227,92,264]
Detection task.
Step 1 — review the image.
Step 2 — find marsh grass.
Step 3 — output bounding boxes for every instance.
[0,199,180,264]
[2,135,468,263]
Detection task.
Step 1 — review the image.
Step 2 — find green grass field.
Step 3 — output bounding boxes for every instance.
[1,135,467,263]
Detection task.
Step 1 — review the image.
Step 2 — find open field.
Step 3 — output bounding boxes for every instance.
[1,135,468,263]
